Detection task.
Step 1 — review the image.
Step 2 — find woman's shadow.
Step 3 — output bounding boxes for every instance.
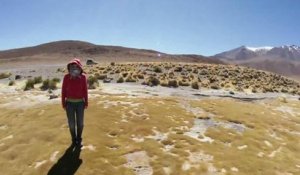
[47,144,82,175]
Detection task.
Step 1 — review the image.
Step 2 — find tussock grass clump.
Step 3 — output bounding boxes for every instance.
[87,75,99,89]
[117,76,124,83]
[56,68,65,72]
[40,78,58,90]
[161,139,174,145]
[210,84,220,90]
[33,76,43,84]
[0,72,11,79]
[191,81,199,89]
[178,79,190,86]
[168,79,178,88]
[114,69,121,74]
[24,79,35,91]
[52,77,61,83]
[121,72,129,78]
[153,66,163,73]
[15,75,22,80]
[159,79,169,87]
[96,73,107,80]
[8,80,15,86]
[137,74,144,79]
[125,75,137,83]
[192,68,198,74]
[97,67,106,71]
[174,66,183,72]
[142,76,160,86]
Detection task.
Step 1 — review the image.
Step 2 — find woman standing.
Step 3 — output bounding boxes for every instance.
[61,58,88,147]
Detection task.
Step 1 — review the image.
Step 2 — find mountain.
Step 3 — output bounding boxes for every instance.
[0,40,223,67]
[267,45,300,61]
[214,46,273,61]
[215,45,300,61]
[214,45,300,80]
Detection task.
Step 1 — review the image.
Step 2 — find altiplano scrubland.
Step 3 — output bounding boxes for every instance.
[0,62,299,175]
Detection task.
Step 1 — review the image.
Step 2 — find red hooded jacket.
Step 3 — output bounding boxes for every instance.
[61,59,88,108]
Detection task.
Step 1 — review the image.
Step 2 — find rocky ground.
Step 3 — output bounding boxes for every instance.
[0,62,299,175]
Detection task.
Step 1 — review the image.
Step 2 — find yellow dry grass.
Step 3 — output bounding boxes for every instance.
[0,93,299,175]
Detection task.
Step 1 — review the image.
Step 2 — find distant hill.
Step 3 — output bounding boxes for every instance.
[214,45,300,79]
[0,40,223,65]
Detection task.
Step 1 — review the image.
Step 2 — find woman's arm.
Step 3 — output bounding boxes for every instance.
[61,75,67,109]
[83,74,88,108]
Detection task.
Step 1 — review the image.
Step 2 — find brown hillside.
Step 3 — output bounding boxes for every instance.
[0,40,223,66]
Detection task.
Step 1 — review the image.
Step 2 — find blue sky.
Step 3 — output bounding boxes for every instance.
[0,0,299,56]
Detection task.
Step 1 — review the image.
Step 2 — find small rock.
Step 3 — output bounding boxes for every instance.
[15,75,22,80]
[103,78,112,83]
[86,59,98,65]
[49,94,58,100]
[229,91,235,95]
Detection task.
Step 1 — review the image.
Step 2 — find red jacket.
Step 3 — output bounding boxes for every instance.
[61,73,88,108]
[61,58,88,108]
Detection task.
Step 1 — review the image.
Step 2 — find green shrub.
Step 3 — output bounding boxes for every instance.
[88,76,99,89]
[191,81,199,89]
[0,72,11,79]
[33,76,43,84]
[168,79,178,88]
[153,66,162,73]
[121,72,128,77]
[178,80,190,86]
[40,79,58,90]
[174,67,183,72]
[160,80,169,87]
[24,79,35,91]
[125,76,137,82]
[96,74,107,80]
[117,76,124,83]
[49,80,58,90]
[137,74,144,79]
[8,80,15,86]
[52,77,61,83]
[143,76,160,86]
[210,84,220,90]
[56,68,63,72]
[151,76,160,86]
[40,79,50,90]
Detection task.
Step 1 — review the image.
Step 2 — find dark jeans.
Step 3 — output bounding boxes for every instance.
[66,101,85,143]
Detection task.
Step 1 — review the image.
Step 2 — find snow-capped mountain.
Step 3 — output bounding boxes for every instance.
[267,45,300,61]
[245,46,273,55]
[214,45,300,61]
[213,45,300,79]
